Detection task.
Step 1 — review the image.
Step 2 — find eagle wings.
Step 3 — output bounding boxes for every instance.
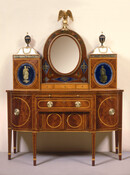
[58,10,73,21]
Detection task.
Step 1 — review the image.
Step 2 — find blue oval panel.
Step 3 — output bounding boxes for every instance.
[94,62,113,85]
[17,63,35,85]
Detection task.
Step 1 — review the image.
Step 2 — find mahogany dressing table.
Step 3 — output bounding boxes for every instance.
[7,10,123,166]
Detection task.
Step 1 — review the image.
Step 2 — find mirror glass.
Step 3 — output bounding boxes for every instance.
[50,36,80,74]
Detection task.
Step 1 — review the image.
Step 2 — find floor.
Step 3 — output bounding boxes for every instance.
[0,152,130,175]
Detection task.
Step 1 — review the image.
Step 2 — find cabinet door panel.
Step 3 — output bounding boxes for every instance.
[65,113,91,131]
[37,113,64,131]
[96,95,118,130]
[11,96,32,130]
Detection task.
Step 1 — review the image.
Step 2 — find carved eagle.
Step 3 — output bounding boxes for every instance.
[58,10,73,21]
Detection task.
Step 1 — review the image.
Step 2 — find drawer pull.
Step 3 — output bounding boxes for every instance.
[75,101,81,107]
[14,108,20,116]
[109,108,115,116]
[47,101,53,108]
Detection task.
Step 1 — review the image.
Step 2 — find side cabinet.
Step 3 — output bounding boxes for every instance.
[96,91,123,159]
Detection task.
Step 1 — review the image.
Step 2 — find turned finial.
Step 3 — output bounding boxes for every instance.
[99,32,105,46]
[24,33,31,47]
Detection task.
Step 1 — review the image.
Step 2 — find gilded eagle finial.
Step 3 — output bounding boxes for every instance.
[58,10,73,30]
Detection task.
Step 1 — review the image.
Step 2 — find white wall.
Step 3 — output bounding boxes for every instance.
[0,0,130,152]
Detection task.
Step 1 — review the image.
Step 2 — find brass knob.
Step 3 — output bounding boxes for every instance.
[14,108,20,116]
[109,108,115,116]
[47,101,53,108]
[75,101,81,107]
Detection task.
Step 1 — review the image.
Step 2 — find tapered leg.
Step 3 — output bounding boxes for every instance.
[118,129,122,160]
[115,130,118,154]
[118,92,122,160]
[92,132,96,166]
[32,132,37,166]
[8,128,12,160]
[13,131,17,153]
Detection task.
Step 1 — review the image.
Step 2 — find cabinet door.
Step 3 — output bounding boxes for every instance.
[36,112,92,131]
[37,112,64,131]
[65,112,91,131]
[96,95,119,130]
[11,96,32,130]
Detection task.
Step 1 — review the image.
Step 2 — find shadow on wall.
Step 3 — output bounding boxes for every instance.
[17,132,113,153]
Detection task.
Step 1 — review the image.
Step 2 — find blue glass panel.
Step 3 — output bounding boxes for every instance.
[94,62,113,85]
[43,60,50,74]
[55,77,76,82]
[17,63,35,86]
[81,60,87,74]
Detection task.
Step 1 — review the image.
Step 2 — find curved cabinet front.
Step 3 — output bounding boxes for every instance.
[96,95,119,130]
[11,96,32,130]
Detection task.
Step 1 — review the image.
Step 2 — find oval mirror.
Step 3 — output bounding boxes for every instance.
[49,36,81,74]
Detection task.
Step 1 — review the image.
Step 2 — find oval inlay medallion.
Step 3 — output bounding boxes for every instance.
[94,62,113,85]
[17,63,35,86]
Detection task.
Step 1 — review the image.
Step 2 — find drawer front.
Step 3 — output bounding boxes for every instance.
[37,112,92,131]
[37,98,92,112]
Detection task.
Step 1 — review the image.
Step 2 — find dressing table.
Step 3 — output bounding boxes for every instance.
[7,10,123,166]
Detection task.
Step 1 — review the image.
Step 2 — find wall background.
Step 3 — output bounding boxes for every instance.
[0,0,130,152]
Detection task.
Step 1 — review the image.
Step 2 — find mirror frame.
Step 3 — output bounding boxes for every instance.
[43,29,87,83]
[48,34,81,75]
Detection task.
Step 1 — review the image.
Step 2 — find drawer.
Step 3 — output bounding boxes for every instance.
[41,83,89,89]
[36,98,92,112]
